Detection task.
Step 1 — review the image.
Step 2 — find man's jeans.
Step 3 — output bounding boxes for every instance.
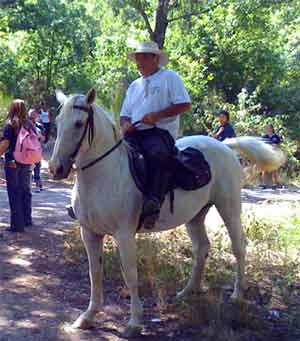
[125,127,176,204]
[5,163,32,231]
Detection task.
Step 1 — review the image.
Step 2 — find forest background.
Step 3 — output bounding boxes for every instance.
[0,0,299,177]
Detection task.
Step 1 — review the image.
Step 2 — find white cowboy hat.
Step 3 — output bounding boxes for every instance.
[127,41,168,67]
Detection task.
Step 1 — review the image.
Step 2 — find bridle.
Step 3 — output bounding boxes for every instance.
[67,103,140,171]
[69,105,95,167]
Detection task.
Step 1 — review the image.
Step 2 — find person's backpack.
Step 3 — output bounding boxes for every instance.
[13,126,42,164]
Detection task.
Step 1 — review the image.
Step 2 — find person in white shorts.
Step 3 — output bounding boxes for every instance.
[39,102,51,143]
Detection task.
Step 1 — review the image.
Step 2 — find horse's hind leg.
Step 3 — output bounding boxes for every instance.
[215,198,246,299]
[73,227,104,329]
[177,206,211,300]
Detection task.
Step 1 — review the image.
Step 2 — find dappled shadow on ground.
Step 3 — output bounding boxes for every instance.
[0,174,130,340]
[0,175,79,340]
[0,228,72,340]
[0,227,135,340]
[0,238,122,341]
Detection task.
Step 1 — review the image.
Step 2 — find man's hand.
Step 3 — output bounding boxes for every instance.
[214,126,224,138]
[120,118,136,135]
[141,112,161,125]
[0,139,9,157]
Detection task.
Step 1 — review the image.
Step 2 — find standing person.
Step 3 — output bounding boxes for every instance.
[120,41,191,229]
[28,108,45,192]
[0,100,33,232]
[260,124,282,189]
[39,102,51,143]
[213,110,236,142]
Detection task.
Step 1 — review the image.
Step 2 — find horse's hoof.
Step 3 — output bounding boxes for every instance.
[72,317,93,330]
[122,325,142,339]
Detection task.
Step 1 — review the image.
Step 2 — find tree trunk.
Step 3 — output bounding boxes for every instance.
[131,0,170,48]
[151,0,169,48]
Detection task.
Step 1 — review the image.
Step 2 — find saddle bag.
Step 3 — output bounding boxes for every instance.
[174,147,211,191]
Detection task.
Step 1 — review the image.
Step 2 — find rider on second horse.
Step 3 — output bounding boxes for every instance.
[120,41,191,229]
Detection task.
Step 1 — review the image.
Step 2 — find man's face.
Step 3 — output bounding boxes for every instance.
[219,114,228,125]
[135,53,160,76]
[266,125,273,135]
[31,111,39,123]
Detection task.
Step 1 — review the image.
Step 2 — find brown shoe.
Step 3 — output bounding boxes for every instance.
[66,205,77,220]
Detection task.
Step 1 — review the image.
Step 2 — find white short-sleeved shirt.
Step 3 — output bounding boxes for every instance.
[39,110,50,123]
[120,69,191,139]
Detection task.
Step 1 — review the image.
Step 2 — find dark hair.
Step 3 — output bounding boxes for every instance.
[218,109,230,121]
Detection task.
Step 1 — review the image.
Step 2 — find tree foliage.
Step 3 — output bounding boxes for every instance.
[0,0,299,168]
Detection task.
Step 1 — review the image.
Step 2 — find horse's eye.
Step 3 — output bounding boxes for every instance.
[75,120,84,129]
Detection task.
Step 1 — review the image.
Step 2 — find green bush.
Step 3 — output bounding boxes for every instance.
[0,91,12,127]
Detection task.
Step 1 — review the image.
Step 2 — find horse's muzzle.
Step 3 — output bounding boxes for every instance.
[49,160,71,180]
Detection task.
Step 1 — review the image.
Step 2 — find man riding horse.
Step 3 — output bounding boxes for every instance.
[120,41,191,229]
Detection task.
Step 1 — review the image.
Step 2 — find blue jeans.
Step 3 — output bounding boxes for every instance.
[33,162,41,182]
[5,163,32,231]
[125,127,175,203]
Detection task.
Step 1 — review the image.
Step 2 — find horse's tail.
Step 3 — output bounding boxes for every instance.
[223,136,286,172]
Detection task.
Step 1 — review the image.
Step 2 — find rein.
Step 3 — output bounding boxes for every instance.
[81,139,123,170]
[69,103,140,171]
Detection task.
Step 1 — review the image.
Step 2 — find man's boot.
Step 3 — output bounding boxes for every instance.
[142,197,161,229]
[142,170,172,229]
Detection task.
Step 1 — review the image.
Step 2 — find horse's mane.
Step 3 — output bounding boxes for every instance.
[93,103,121,141]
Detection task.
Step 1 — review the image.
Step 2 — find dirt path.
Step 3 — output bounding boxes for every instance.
[0,163,136,341]
[0,167,77,340]
[0,164,300,340]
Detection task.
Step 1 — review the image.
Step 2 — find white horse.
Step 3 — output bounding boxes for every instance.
[49,89,284,338]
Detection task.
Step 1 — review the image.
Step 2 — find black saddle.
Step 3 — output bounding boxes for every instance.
[127,144,211,200]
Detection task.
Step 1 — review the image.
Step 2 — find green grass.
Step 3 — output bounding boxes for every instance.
[279,216,300,250]
[64,206,300,293]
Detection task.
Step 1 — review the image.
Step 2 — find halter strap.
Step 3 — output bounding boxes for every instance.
[69,105,94,162]
[73,105,89,113]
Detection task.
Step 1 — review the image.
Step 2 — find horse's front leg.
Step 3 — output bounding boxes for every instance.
[73,227,104,329]
[115,231,143,338]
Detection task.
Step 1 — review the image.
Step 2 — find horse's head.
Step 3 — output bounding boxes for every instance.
[49,88,97,180]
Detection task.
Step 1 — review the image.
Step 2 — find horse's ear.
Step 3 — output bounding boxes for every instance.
[86,88,96,105]
[55,89,67,104]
